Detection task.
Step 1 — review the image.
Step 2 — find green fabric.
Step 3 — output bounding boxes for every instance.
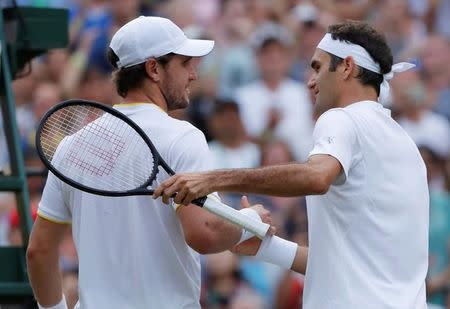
[428,190,450,305]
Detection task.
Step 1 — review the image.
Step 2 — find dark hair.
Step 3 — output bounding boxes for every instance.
[326,21,393,96]
[107,48,176,98]
[212,99,240,115]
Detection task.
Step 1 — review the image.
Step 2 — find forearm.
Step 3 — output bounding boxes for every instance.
[27,250,63,306]
[291,246,308,274]
[203,215,242,252]
[208,163,327,197]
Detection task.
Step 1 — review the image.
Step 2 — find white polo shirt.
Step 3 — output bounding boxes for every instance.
[38,104,212,309]
[304,101,429,309]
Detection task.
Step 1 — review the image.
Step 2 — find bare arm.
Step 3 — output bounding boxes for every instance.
[26,216,70,307]
[154,154,342,205]
[176,204,241,254]
[291,245,308,274]
[176,197,273,254]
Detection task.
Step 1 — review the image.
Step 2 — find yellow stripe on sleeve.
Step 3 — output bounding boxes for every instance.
[37,212,71,225]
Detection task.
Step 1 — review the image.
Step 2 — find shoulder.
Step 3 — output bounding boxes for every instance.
[164,118,207,147]
[316,108,354,125]
[314,108,357,140]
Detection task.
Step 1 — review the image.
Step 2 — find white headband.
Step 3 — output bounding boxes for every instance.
[317,33,415,103]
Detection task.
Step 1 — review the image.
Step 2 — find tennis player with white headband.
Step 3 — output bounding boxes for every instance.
[154,20,429,308]
[316,32,415,105]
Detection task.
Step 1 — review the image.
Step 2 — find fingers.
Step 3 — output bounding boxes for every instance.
[240,196,251,209]
[153,176,178,202]
[268,225,277,236]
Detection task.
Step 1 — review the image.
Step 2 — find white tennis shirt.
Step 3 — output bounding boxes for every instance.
[38,104,212,309]
[304,101,429,309]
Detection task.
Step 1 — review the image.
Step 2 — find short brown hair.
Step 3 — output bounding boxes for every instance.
[107,48,176,98]
[326,21,393,96]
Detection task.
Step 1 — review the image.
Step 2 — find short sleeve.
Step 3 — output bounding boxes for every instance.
[168,128,214,173]
[166,128,220,208]
[309,109,358,185]
[38,172,71,224]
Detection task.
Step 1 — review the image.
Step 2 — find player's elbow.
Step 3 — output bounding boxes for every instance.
[310,175,330,195]
[185,232,216,254]
[184,221,226,254]
[26,239,54,266]
[26,242,47,265]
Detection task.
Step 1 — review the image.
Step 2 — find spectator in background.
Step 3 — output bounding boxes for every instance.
[208,100,261,170]
[202,251,263,309]
[391,70,450,165]
[311,0,379,21]
[419,35,450,122]
[32,82,63,123]
[374,0,427,58]
[420,146,450,309]
[408,0,450,37]
[207,100,261,210]
[215,0,257,99]
[234,22,313,162]
[289,2,326,83]
[11,72,38,158]
[7,205,37,246]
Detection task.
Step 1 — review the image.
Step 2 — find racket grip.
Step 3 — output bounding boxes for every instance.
[198,195,270,239]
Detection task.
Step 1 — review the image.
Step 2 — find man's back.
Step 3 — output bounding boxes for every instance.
[39,104,211,308]
[305,101,429,309]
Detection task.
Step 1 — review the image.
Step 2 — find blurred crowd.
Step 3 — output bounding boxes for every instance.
[0,0,449,308]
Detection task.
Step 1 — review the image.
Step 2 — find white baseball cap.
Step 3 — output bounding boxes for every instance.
[110,16,215,69]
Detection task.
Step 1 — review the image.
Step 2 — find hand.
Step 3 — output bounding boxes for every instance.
[231,196,276,256]
[241,196,276,235]
[153,172,215,205]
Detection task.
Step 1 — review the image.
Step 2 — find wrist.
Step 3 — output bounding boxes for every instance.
[38,295,67,309]
[255,236,297,269]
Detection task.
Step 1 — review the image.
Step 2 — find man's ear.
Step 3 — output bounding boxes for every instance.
[145,59,160,82]
[342,56,357,80]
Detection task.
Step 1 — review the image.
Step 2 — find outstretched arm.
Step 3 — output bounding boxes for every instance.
[154,154,342,205]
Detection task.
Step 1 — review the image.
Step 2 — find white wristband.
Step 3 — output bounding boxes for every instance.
[38,295,68,309]
[237,208,260,244]
[255,236,297,269]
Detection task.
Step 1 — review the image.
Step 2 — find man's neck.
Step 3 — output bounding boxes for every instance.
[123,87,168,112]
[337,84,378,108]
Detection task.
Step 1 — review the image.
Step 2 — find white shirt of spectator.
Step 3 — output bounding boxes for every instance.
[234,79,313,162]
[397,110,450,158]
[305,101,429,309]
[208,140,260,170]
[38,104,212,309]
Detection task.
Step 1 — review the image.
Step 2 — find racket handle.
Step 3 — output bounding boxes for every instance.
[194,195,270,239]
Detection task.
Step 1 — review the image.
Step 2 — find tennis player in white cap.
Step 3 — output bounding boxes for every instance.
[155,20,429,309]
[27,16,272,309]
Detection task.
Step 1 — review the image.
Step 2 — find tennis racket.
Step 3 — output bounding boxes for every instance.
[35,99,269,238]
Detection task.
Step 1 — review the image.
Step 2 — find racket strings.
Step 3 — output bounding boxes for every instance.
[40,105,155,192]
